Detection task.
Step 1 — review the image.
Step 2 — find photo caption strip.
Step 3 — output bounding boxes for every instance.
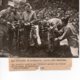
[9,58,72,71]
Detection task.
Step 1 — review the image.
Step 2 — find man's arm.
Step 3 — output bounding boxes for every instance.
[55,27,71,41]
[30,12,37,24]
[33,12,37,20]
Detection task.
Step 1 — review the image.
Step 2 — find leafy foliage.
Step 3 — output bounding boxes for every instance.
[28,0,79,34]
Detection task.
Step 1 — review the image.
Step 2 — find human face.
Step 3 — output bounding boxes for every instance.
[25,6,31,12]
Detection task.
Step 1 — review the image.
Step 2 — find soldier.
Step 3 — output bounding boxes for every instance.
[22,3,41,51]
[41,18,63,52]
[47,18,63,35]
[0,2,15,53]
[54,16,79,57]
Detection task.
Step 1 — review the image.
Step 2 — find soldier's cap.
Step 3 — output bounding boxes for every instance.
[25,3,32,9]
[8,1,15,7]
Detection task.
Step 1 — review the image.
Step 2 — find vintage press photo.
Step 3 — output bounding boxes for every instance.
[0,0,79,70]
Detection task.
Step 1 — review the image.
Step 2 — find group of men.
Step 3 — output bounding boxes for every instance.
[0,1,79,57]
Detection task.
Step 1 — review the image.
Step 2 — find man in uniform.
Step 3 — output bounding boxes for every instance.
[54,16,79,57]
[22,3,41,51]
[0,2,15,53]
[41,18,63,52]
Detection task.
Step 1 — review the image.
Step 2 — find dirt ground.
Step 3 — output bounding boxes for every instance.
[0,39,73,58]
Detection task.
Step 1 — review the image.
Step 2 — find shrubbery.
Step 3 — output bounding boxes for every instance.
[29,0,79,34]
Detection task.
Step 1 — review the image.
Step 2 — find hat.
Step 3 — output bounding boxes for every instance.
[8,1,15,7]
[25,3,32,10]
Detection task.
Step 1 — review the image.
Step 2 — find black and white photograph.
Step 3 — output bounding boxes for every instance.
[0,0,79,58]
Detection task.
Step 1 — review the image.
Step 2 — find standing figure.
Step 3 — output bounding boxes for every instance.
[0,2,15,53]
[22,3,41,51]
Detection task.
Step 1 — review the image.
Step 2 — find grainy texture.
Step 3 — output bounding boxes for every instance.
[0,0,79,57]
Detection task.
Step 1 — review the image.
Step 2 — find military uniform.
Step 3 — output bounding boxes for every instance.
[55,23,79,57]
[14,10,25,51]
[45,18,63,52]
[0,7,16,52]
[22,10,41,50]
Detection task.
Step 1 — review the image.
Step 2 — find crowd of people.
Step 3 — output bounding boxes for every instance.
[0,1,79,57]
